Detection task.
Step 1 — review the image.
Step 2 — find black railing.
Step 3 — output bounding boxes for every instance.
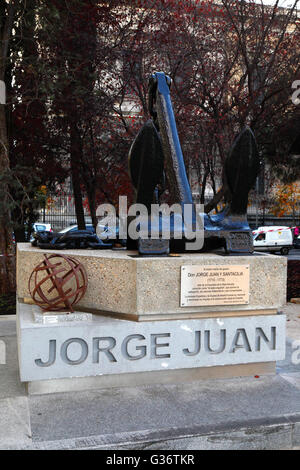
[37,191,300,232]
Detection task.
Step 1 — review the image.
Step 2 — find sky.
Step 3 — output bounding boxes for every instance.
[253,0,299,6]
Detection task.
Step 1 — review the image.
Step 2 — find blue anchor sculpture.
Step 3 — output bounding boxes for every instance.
[128,72,261,255]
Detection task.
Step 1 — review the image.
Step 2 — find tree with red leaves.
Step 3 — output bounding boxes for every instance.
[7,0,67,241]
[133,0,300,206]
[35,0,300,221]
[36,1,139,227]
[1,0,300,296]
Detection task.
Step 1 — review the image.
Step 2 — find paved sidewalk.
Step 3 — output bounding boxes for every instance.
[0,304,300,450]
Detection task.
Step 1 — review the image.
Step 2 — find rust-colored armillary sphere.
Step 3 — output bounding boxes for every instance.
[28,254,88,312]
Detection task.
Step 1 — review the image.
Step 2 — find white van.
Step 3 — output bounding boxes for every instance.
[252,226,293,255]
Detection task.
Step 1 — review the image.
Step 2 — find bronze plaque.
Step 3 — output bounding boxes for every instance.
[180,265,250,307]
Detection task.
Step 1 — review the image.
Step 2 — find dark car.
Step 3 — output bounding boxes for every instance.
[294,235,300,249]
[31,222,126,249]
[58,224,95,235]
[60,223,126,246]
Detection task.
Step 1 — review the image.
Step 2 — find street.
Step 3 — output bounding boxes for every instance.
[287,249,300,260]
[258,249,300,260]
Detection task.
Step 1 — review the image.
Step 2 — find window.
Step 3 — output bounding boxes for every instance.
[255,233,265,241]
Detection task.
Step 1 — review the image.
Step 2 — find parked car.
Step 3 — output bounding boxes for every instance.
[31,226,112,249]
[29,223,52,242]
[252,226,293,255]
[31,221,126,250]
[59,224,95,234]
[294,235,300,249]
[59,223,118,241]
[33,223,52,233]
[96,222,126,247]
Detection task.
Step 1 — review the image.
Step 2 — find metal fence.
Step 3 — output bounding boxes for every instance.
[38,192,92,231]
[37,191,300,232]
[247,197,300,229]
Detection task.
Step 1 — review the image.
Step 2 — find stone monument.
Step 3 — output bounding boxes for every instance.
[16,72,286,395]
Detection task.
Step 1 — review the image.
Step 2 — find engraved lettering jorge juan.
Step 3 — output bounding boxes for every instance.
[35,328,277,367]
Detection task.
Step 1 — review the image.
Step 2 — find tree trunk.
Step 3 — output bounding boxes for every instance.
[86,186,97,230]
[70,121,86,230]
[200,169,209,205]
[0,103,15,294]
[0,1,19,294]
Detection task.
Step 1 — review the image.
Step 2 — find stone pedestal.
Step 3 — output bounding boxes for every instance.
[17,244,287,321]
[16,244,287,393]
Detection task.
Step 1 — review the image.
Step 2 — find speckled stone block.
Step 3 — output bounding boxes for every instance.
[17,244,287,320]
